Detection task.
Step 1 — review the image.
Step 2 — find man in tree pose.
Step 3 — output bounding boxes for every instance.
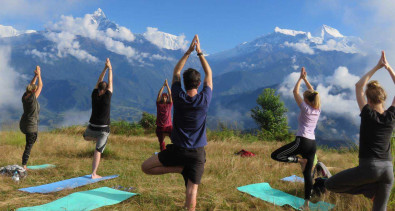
[83,58,113,179]
[141,35,213,211]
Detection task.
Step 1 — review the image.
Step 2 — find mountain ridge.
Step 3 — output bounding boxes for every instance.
[0,8,370,144]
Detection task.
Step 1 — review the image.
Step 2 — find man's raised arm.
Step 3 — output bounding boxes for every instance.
[95,60,108,90]
[172,35,197,85]
[106,58,113,93]
[195,35,213,90]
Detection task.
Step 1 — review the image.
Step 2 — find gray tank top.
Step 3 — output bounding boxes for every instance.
[20,92,40,133]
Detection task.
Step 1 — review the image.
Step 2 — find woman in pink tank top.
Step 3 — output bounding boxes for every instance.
[271,67,321,209]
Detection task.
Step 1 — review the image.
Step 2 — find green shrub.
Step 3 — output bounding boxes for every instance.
[2,131,25,146]
[139,112,156,131]
[111,120,144,136]
[251,88,289,140]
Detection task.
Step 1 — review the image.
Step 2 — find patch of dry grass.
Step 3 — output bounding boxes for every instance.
[0,130,392,210]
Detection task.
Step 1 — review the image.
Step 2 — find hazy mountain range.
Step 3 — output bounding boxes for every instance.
[0,9,372,146]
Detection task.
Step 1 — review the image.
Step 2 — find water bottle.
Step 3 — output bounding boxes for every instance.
[12,171,20,182]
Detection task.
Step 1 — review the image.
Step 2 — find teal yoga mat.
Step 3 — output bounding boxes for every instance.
[27,164,56,170]
[17,187,137,211]
[237,183,334,211]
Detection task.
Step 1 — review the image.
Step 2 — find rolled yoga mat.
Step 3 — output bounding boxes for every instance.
[237,182,334,211]
[19,175,118,193]
[17,187,137,211]
[27,164,56,170]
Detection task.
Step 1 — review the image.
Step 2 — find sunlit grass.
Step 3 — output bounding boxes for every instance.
[0,129,392,210]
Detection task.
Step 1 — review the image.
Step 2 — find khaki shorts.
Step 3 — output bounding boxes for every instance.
[83,125,109,153]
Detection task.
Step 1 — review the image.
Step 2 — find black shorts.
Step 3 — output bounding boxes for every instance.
[158,144,206,185]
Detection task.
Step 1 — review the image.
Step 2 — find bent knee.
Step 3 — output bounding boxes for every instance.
[141,161,151,175]
[271,152,278,161]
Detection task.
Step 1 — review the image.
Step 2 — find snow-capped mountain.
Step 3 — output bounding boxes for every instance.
[0,25,36,38]
[143,27,188,50]
[210,25,362,64]
[321,25,343,39]
[91,8,118,31]
[0,9,370,144]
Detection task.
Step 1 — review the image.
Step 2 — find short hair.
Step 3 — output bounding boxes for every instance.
[366,80,386,104]
[303,90,321,109]
[26,84,37,93]
[183,68,201,90]
[98,81,108,91]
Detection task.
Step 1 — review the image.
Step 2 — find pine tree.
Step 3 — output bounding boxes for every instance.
[251,88,288,136]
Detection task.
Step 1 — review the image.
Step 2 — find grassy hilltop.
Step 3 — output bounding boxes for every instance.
[0,125,394,210]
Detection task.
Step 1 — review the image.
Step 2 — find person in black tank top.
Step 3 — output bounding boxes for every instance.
[83,58,113,179]
[325,51,395,211]
[20,66,43,170]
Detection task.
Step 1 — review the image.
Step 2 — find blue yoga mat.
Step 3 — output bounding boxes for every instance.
[27,164,56,170]
[19,175,118,193]
[237,183,334,211]
[281,175,304,183]
[17,187,137,211]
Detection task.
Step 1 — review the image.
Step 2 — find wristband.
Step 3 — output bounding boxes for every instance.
[197,52,203,56]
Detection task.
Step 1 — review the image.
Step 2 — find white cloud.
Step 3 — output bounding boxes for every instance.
[58,109,91,127]
[25,49,56,63]
[275,27,308,36]
[43,11,143,62]
[327,66,360,90]
[143,27,188,50]
[151,54,176,61]
[291,55,300,70]
[45,31,98,63]
[316,39,358,53]
[315,83,359,120]
[278,72,303,98]
[0,46,24,109]
[0,25,37,38]
[284,41,315,54]
[106,27,135,42]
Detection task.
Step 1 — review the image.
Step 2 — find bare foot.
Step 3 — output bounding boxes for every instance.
[23,165,27,170]
[299,200,310,210]
[91,174,102,179]
[298,158,307,172]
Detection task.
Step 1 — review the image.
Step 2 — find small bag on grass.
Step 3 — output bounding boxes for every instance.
[0,165,27,178]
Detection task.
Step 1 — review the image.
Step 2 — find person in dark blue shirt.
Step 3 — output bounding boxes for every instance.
[142,35,213,211]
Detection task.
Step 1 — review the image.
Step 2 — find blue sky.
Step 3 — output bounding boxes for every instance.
[0,0,381,53]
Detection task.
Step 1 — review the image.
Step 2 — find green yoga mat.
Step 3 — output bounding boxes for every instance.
[27,164,56,170]
[237,183,334,211]
[17,187,137,211]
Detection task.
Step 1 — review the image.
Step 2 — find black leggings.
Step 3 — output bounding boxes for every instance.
[271,136,316,200]
[22,132,38,165]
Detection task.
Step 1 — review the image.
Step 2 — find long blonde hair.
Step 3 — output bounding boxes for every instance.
[303,90,320,109]
[26,84,37,93]
[366,80,386,104]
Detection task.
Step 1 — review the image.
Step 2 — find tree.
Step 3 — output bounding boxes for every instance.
[251,88,288,136]
[139,112,156,130]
